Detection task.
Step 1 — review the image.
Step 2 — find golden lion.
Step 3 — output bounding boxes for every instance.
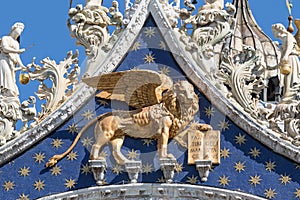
[46,70,211,167]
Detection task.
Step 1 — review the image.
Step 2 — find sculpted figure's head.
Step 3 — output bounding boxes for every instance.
[9,22,25,40]
[272,23,287,39]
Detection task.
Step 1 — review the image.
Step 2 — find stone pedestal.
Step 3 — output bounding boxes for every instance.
[195,160,212,182]
[89,159,107,185]
[125,160,141,183]
[160,158,176,183]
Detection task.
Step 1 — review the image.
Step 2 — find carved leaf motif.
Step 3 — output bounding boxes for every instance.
[218,50,264,115]
[28,51,79,120]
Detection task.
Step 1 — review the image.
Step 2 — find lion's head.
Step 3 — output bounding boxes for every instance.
[163,80,199,136]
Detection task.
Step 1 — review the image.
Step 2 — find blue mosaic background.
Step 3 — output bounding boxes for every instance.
[1,16,300,200]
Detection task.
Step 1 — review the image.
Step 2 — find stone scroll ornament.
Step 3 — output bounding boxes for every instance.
[217,46,265,116]
[178,0,236,68]
[46,70,212,168]
[67,0,125,61]
[25,51,80,120]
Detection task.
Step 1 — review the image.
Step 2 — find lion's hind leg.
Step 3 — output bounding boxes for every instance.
[90,120,113,160]
[111,137,129,165]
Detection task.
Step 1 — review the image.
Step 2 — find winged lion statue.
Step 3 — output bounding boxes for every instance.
[46,70,211,167]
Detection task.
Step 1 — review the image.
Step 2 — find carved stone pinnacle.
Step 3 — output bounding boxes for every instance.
[195,160,212,182]
[160,158,176,183]
[89,159,107,185]
[125,160,142,183]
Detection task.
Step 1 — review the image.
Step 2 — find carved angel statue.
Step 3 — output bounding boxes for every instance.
[46,70,211,167]
[272,23,300,101]
[0,22,26,97]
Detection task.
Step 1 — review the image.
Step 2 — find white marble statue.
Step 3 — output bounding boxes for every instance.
[0,22,26,97]
[272,23,300,101]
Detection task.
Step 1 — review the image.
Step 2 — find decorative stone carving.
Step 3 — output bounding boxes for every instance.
[25,51,80,120]
[158,0,180,28]
[160,158,176,183]
[217,46,265,115]
[125,160,142,183]
[68,0,127,61]
[272,23,300,101]
[178,1,236,77]
[46,70,211,168]
[20,96,37,132]
[89,159,107,185]
[124,0,142,24]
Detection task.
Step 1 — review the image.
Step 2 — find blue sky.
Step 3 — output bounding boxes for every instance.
[0,0,299,108]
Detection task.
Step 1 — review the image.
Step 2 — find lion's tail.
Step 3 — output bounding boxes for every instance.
[46,113,110,168]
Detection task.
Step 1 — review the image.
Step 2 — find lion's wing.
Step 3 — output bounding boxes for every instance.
[82,70,173,108]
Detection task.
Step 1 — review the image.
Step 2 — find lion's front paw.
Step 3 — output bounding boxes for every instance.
[197,124,212,131]
[167,153,175,159]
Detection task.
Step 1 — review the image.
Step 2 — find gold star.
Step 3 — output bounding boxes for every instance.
[81,163,91,175]
[187,175,198,184]
[65,178,76,189]
[234,161,246,173]
[264,188,276,199]
[142,139,153,146]
[3,180,15,191]
[144,27,156,38]
[204,106,215,117]
[218,175,231,186]
[249,175,261,187]
[51,138,63,149]
[157,176,165,183]
[295,188,300,199]
[142,163,153,174]
[81,137,93,148]
[68,123,78,134]
[218,120,230,131]
[34,179,45,191]
[235,133,247,145]
[220,147,231,159]
[17,193,30,200]
[132,41,141,51]
[97,99,109,106]
[249,147,261,159]
[51,165,62,176]
[99,151,108,158]
[19,166,31,177]
[144,53,155,64]
[67,151,78,161]
[175,162,183,173]
[159,41,166,50]
[159,66,170,75]
[265,161,276,172]
[112,165,123,175]
[127,149,139,160]
[279,173,291,185]
[33,152,45,164]
[82,110,94,120]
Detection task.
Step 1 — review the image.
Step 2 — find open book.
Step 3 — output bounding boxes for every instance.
[188,130,220,165]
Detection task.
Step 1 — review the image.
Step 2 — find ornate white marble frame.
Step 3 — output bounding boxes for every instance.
[0,0,300,168]
[36,183,267,200]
